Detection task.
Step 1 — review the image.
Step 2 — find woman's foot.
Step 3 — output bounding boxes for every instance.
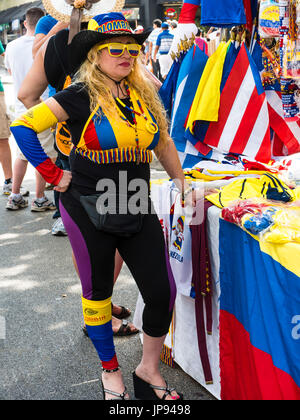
[112,303,131,319]
[83,317,138,338]
[102,368,130,400]
[112,317,138,336]
[135,365,181,400]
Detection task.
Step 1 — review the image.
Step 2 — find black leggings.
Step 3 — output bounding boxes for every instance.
[60,190,177,338]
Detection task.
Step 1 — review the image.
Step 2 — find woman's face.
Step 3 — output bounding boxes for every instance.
[96,36,137,81]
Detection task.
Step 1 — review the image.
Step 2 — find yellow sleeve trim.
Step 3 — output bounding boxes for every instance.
[11,102,58,134]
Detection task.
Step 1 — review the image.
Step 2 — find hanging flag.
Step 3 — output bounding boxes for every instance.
[170,45,208,153]
[188,43,272,163]
[266,90,300,155]
[250,37,264,72]
[170,44,229,168]
[186,42,239,154]
[179,43,242,168]
[159,59,182,119]
[243,0,258,31]
[186,42,230,127]
[165,0,213,168]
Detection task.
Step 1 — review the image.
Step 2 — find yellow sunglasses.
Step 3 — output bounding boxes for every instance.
[97,43,142,58]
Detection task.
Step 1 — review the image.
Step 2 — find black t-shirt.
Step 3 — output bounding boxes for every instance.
[45,29,71,92]
[45,29,72,160]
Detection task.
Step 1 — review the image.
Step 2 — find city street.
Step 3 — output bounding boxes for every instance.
[0,66,214,401]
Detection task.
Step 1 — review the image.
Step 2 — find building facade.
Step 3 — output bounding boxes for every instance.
[127,0,184,28]
[0,0,193,44]
[0,0,186,26]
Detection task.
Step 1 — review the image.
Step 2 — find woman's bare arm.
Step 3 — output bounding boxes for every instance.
[32,21,69,58]
[155,137,187,192]
[18,42,49,109]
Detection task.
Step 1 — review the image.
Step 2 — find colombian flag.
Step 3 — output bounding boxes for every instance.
[219,220,300,400]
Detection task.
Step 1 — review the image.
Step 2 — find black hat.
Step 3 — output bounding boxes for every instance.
[70,12,151,71]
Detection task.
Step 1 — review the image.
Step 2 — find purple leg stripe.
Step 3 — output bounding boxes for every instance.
[59,200,93,300]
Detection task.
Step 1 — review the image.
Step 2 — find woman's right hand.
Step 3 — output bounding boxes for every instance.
[54,170,72,193]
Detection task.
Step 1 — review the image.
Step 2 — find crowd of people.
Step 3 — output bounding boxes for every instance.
[0,4,216,401]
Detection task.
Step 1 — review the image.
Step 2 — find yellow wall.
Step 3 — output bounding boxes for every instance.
[0,0,33,12]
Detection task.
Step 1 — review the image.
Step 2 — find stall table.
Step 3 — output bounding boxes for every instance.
[133,190,300,400]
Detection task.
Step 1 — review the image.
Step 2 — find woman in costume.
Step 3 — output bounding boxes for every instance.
[18,0,141,337]
[11,12,195,400]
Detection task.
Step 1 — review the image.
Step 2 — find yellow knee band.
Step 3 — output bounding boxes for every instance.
[11,102,58,134]
[82,296,112,326]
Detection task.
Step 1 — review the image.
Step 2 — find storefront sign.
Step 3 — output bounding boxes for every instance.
[165,8,178,20]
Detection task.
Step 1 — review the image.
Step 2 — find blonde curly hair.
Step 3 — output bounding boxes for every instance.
[74,43,170,155]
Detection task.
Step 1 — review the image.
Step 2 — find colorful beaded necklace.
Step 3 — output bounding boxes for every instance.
[116,83,159,164]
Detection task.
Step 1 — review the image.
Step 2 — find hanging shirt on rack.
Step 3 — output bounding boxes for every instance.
[201,0,247,27]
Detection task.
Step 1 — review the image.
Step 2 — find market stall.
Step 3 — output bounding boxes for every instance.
[134,0,300,400]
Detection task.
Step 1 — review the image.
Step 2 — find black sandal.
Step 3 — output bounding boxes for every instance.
[82,320,139,338]
[114,320,139,337]
[101,367,129,400]
[132,371,184,400]
[112,304,131,320]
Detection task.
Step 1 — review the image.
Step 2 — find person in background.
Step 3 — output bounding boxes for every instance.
[32,14,68,58]
[170,20,178,34]
[4,7,57,212]
[206,27,221,47]
[147,19,162,79]
[33,13,69,234]
[194,28,208,55]
[134,25,144,34]
[0,39,13,195]
[154,22,174,81]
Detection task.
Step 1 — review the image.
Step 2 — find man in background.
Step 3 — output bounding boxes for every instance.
[154,22,174,81]
[5,7,57,211]
[0,39,13,195]
[148,19,162,79]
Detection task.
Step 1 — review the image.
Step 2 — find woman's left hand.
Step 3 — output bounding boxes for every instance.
[184,188,218,207]
[54,170,72,193]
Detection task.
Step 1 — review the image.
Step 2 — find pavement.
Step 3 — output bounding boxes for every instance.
[0,66,215,401]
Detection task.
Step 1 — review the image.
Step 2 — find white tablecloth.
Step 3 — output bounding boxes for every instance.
[133,206,222,399]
